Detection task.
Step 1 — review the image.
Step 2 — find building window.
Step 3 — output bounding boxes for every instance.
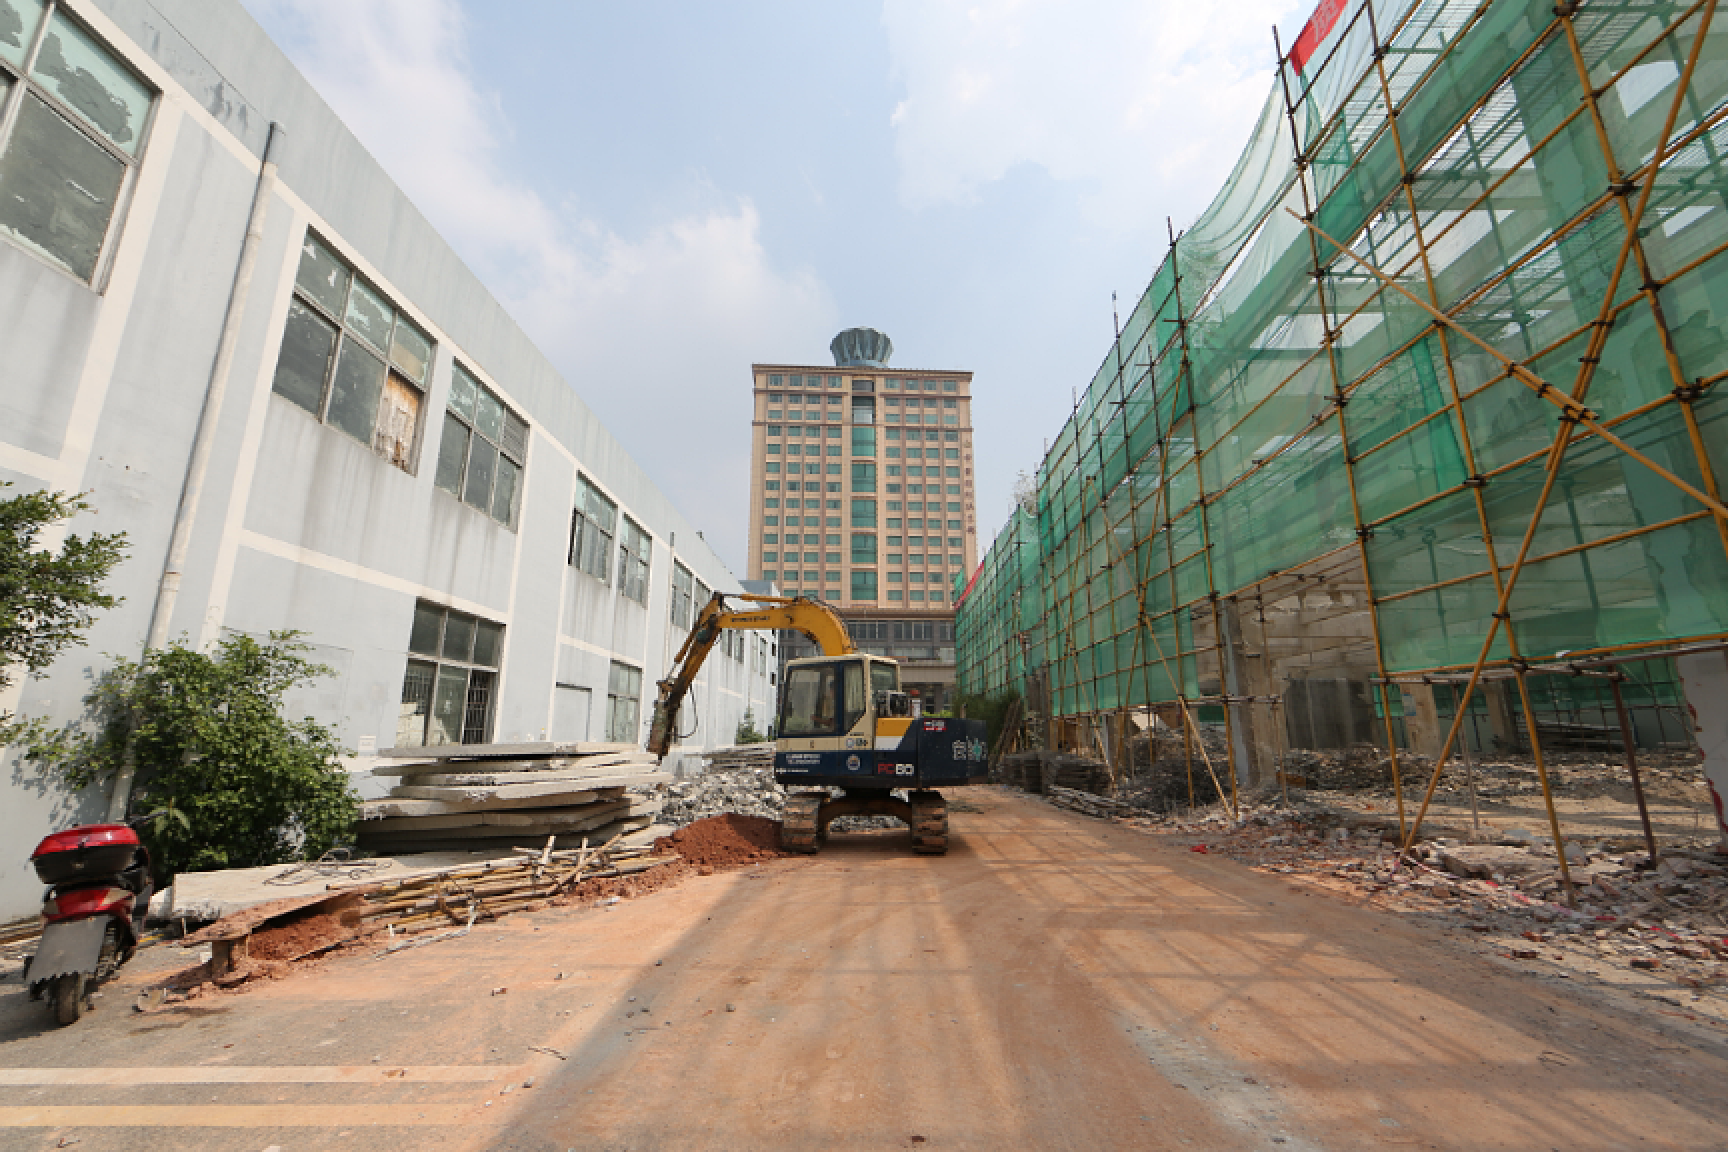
[432,363,527,525]
[0,3,153,283]
[617,515,651,603]
[568,475,616,583]
[850,533,876,563]
[851,570,877,600]
[399,601,503,747]
[671,561,694,629]
[851,462,876,492]
[888,589,904,600]
[607,661,643,743]
[273,232,435,471]
[852,426,876,456]
[851,498,876,528]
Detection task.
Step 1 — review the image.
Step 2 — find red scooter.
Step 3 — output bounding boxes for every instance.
[23,815,157,1024]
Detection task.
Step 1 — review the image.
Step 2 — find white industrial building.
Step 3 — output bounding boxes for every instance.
[0,0,774,917]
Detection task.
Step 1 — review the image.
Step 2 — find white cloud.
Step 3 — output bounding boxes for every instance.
[243,0,834,573]
[883,0,1312,230]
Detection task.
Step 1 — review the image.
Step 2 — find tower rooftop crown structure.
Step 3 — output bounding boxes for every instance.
[831,328,893,368]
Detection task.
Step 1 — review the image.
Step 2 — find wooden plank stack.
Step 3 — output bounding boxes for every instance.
[358,741,669,855]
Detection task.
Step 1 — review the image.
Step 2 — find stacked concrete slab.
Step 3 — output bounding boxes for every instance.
[358,742,667,855]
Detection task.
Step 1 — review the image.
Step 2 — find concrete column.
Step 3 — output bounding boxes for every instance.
[1399,683,1444,759]
[1676,652,1728,844]
[1482,680,1521,753]
[1219,599,1276,788]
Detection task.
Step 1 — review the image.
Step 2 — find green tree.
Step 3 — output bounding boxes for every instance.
[734,705,766,745]
[0,483,126,733]
[34,631,357,879]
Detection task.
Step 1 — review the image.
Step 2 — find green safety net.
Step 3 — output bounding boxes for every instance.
[958,0,1728,717]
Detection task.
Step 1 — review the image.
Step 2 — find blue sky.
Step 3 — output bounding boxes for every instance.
[242,0,1312,575]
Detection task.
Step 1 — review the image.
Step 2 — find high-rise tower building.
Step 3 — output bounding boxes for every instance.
[747,330,977,710]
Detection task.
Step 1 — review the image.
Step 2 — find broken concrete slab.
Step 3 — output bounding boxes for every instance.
[376,760,659,787]
[376,741,637,761]
[1438,845,1552,880]
[168,853,534,921]
[368,754,656,778]
[386,776,666,810]
[360,799,659,836]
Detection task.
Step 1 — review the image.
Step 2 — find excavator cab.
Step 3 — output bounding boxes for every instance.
[775,656,910,755]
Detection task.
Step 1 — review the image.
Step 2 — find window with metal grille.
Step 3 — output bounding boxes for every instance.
[606,660,642,743]
[568,475,616,582]
[670,561,694,629]
[434,363,528,527]
[617,515,651,603]
[273,231,435,472]
[0,2,154,284]
[398,601,503,747]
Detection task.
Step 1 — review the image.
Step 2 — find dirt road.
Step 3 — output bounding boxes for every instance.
[2,787,1726,1151]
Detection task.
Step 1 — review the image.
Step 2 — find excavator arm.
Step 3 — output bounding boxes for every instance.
[646,592,856,758]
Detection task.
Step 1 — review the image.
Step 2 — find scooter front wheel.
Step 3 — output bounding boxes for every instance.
[50,973,85,1025]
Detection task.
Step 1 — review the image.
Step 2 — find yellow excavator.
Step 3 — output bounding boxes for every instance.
[647,592,987,854]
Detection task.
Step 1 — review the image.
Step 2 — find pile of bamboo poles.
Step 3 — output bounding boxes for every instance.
[353,834,677,936]
[0,918,40,965]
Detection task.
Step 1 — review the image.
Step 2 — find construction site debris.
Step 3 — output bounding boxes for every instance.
[653,814,784,870]
[663,753,786,825]
[1034,775,1728,1020]
[359,741,668,854]
[995,751,1111,795]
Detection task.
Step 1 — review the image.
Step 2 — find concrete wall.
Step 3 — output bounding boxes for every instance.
[0,0,773,919]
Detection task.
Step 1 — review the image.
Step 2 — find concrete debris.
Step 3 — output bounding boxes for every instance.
[663,760,786,826]
[664,745,900,831]
[1037,779,1728,1021]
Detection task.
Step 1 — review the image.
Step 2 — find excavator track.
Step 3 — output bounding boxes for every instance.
[781,791,826,854]
[909,790,948,855]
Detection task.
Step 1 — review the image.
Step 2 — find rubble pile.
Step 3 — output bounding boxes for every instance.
[662,761,787,826]
[995,751,1112,795]
[1069,793,1728,1014]
[1274,746,1413,791]
[662,746,902,832]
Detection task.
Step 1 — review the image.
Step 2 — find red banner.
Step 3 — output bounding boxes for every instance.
[1290,0,1350,75]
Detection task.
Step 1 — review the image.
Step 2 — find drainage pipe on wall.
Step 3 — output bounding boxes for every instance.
[107,122,286,821]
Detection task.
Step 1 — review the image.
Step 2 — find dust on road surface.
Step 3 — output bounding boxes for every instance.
[1,787,1725,1151]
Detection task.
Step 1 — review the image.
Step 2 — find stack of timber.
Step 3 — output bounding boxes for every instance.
[355,835,674,936]
[358,741,668,855]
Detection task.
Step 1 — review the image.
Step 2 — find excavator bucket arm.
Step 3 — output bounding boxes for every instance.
[645,592,855,758]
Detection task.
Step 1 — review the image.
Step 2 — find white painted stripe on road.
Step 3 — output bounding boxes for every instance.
[0,1065,520,1086]
[0,1105,490,1127]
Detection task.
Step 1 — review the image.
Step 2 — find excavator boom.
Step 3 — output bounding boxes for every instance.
[646,593,855,758]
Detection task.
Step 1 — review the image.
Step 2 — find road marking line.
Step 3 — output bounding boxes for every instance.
[0,1065,520,1085]
[0,1105,490,1127]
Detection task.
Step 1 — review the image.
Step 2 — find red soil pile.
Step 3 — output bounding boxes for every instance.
[248,910,353,961]
[654,814,784,870]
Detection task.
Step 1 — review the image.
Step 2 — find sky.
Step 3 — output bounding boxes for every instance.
[241,0,1313,576]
